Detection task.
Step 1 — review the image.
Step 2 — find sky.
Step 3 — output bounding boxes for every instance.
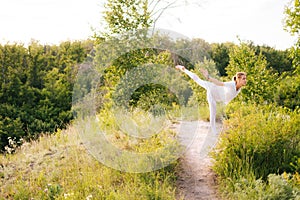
[0,0,297,50]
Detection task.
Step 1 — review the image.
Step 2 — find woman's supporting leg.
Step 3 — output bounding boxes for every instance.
[184,69,218,133]
[207,92,217,134]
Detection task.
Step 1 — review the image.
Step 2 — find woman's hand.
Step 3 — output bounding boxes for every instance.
[200,68,209,79]
[175,65,185,71]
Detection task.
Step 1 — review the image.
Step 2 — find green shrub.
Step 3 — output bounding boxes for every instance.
[226,42,278,104]
[212,103,300,198]
[227,173,300,200]
[275,73,300,110]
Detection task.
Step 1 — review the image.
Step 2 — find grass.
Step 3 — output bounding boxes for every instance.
[0,122,179,199]
[0,103,222,199]
[211,102,300,199]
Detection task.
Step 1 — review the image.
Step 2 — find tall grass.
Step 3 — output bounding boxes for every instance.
[0,109,180,199]
[212,102,300,199]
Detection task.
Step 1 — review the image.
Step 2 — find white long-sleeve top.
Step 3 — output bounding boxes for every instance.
[184,69,241,104]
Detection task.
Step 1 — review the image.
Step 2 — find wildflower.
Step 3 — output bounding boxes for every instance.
[86,194,93,200]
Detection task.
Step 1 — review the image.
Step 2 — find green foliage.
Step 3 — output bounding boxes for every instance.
[254,45,293,74]
[284,0,300,36]
[113,51,182,114]
[102,0,152,37]
[290,39,300,70]
[212,103,300,199]
[0,125,178,199]
[209,42,235,76]
[209,42,292,77]
[225,173,300,200]
[96,46,192,116]
[44,184,63,200]
[226,42,278,104]
[95,47,155,111]
[284,0,300,70]
[275,73,300,110]
[275,0,300,111]
[0,41,93,151]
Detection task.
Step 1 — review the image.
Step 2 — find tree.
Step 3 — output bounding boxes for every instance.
[101,0,152,38]
[254,45,293,74]
[275,0,300,109]
[209,43,235,76]
[284,0,300,69]
[284,0,300,36]
[0,41,92,151]
[226,42,277,104]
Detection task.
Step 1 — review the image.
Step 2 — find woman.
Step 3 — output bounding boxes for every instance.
[175,65,247,134]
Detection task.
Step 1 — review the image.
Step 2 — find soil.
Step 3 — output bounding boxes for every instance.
[172,120,221,200]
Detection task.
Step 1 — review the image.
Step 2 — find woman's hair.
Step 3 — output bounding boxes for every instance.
[232,72,246,82]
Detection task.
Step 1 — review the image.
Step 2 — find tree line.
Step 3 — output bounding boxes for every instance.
[0,40,93,151]
[1,0,299,152]
[0,37,296,151]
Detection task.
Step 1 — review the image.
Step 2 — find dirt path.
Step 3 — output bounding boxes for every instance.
[172,120,221,200]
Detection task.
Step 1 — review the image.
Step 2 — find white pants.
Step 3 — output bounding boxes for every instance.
[197,80,218,134]
[184,70,220,134]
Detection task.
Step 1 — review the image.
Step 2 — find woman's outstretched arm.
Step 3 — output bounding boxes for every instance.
[199,68,224,86]
[175,65,201,82]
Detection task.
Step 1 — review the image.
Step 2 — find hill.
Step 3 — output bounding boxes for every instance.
[0,125,178,199]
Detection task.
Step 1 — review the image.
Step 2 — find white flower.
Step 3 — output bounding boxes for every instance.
[86,194,93,200]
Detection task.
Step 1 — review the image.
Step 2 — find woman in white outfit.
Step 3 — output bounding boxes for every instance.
[176,65,247,134]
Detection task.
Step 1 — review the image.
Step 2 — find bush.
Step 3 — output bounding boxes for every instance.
[228,173,300,200]
[226,42,278,104]
[212,103,300,198]
[275,73,300,110]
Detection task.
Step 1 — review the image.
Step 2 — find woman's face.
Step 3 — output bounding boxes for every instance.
[238,75,247,86]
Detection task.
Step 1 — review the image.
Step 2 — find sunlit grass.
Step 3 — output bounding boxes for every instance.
[212,102,300,199]
[0,103,225,199]
[0,122,179,199]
